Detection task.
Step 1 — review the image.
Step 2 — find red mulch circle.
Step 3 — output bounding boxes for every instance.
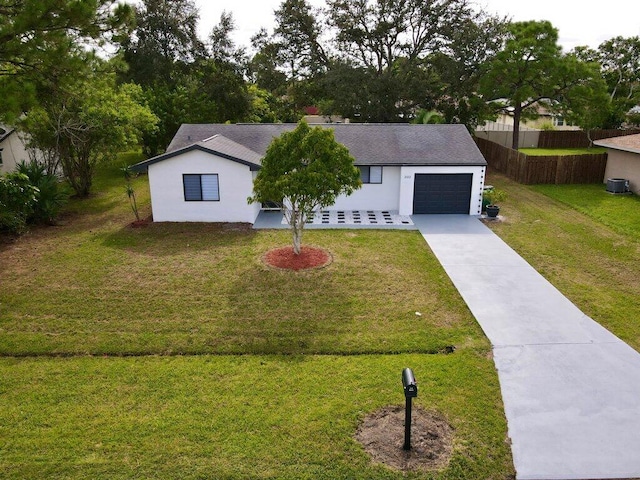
[263,246,332,271]
[128,215,153,228]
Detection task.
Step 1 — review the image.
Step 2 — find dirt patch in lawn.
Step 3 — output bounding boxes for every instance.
[263,245,332,271]
[355,405,454,472]
[128,216,152,228]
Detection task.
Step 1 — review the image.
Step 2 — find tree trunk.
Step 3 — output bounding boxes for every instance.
[292,226,302,255]
[291,209,304,255]
[289,209,306,255]
[512,105,522,150]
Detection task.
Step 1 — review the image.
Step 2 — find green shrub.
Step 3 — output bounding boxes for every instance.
[0,172,39,234]
[483,188,507,206]
[15,161,68,224]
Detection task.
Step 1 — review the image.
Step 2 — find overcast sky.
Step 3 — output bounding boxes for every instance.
[194,0,640,52]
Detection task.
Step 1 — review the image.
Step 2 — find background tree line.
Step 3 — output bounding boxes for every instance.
[1,0,639,206]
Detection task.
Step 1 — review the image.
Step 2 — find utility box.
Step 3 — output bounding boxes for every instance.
[606,178,629,194]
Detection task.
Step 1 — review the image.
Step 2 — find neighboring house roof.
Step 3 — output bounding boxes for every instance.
[0,126,15,143]
[163,123,487,167]
[132,134,263,172]
[594,134,640,155]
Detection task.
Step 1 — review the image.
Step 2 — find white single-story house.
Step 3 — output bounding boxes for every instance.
[0,126,30,174]
[594,133,640,195]
[131,123,488,223]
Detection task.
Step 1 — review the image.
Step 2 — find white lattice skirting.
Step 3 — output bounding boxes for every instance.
[281,210,414,226]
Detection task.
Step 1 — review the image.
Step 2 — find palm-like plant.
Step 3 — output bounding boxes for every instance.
[15,161,67,224]
[121,165,141,221]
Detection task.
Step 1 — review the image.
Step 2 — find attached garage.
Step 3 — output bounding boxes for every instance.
[413,173,473,214]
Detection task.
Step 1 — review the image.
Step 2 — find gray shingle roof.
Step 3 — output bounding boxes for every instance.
[0,125,15,143]
[198,135,262,166]
[132,134,262,171]
[166,123,486,167]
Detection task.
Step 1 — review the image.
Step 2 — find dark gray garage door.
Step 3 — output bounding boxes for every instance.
[413,173,472,214]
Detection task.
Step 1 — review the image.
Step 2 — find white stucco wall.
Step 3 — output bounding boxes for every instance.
[332,166,401,211]
[398,166,486,216]
[603,150,640,194]
[0,132,30,174]
[147,150,260,223]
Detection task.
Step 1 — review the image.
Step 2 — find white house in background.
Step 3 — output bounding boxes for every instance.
[131,123,488,224]
[0,126,30,174]
[594,133,640,194]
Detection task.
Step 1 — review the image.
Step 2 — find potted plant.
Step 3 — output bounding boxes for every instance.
[483,188,506,218]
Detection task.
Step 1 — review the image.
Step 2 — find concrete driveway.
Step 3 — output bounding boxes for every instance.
[414,215,640,480]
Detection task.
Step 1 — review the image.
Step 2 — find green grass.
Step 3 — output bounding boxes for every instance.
[485,172,640,350]
[532,183,640,236]
[0,220,484,356]
[0,156,514,479]
[0,353,512,480]
[1,154,485,356]
[519,147,607,156]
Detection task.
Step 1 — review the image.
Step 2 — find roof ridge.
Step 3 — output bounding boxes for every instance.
[200,134,220,143]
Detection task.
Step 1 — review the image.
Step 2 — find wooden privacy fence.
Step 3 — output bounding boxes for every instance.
[474,136,608,184]
[538,129,640,149]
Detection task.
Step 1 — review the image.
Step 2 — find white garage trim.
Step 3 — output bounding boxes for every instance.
[398,166,486,215]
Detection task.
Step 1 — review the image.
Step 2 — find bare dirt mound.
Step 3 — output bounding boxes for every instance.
[263,246,332,271]
[355,405,454,472]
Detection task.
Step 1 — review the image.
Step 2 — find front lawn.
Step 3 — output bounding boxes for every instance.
[1,223,484,356]
[485,173,640,350]
[0,158,514,479]
[0,353,511,480]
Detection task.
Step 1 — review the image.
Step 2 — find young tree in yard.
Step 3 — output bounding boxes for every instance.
[481,21,601,150]
[249,122,361,255]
